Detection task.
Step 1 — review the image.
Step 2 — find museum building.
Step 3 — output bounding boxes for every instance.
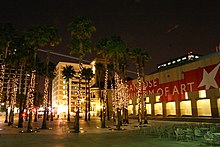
[127,51,220,118]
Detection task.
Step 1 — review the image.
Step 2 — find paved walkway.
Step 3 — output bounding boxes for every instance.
[0,116,219,147]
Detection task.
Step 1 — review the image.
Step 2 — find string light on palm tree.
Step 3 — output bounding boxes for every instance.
[0,64,5,102]
[0,23,15,104]
[129,48,150,124]
[124,80,129,112]
[110,74,116,120]
[4,78,10,123]
[102,67,108,128]
[43,77,49,113]
[77,62,83,114]
[68,16,96,133]
[7,73,18,125]
[114,72,119,110]
[27,71,36,115]
[137,66,142,124]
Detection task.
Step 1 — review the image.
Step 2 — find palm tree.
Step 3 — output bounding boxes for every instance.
[119,47,130,124]
[95,63,105,127]
[6,37,24,126]
[129,48,150,125]
[139,50,150,124]
[95,38,112,126]
[81,67,93,121]
[62,65,76,122]
[107,36,127,130]
[68,16,96,133]
[41,26,61,129]
[13,37,33,128]
[25,26,54,132]
[0,23,15,119]
[4,54,13,124]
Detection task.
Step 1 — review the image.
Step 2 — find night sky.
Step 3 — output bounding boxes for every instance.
[1,0,220,77]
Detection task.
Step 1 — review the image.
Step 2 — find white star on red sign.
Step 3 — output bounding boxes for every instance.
[198,63,220,89]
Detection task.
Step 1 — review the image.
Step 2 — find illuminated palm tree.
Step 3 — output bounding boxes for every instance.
[140,50,150,124]
[108,36,127,130]
[96,36,127,128]
[6,37,24,126]
[25,26,58,132]
[13,36,32,128]
[4,54,13,124]
[81,67,93,121]
[0,23,15,121]
[129,48,150,125]
[41,26,61,129]
[68,16,96,133]
[119,48,130,124]
[62,65,76,122]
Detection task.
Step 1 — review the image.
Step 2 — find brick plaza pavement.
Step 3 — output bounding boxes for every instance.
[0,115,219,147]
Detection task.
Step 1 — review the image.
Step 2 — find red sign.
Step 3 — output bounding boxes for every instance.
[128,63,220,101]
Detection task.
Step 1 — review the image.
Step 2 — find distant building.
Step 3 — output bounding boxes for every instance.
[52,59,113,119]
[52,62,91,118]
[157,52,201,70]
[0,51,29,113]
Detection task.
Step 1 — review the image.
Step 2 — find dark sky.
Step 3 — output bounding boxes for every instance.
[1,0,220,77]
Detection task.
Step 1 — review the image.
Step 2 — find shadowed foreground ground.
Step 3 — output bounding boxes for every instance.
[0,116,219,147]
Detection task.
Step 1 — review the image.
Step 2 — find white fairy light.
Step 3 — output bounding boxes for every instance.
[103,68,108,116]
[6,78,10,110]
[27,71,36,113]
[77,62,83,110]
[0,64,5,102]
[137,69,142,122]
[43,77,49,107]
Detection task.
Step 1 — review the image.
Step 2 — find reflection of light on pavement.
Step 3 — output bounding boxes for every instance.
[0,128,3,130]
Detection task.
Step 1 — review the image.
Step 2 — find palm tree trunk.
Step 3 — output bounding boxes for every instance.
[18,94,24,128]
[27,111,33,132]
[24,71,29,122]
[27,71,36,132]
[34,109,38,122]
[141,66,148,124]
[67,80,70,121]
[85,79,88,121]
[18,65,25,128]
[106,96,110,121]
[102,63,108,127]
[41,108,47,129]
[74,60,82,133]
[0,44,9,108]
[5,66,12,123]
[137,64,142,125]
[49,81,53,121]
[88,79,91,121]
[42,77,49,129]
